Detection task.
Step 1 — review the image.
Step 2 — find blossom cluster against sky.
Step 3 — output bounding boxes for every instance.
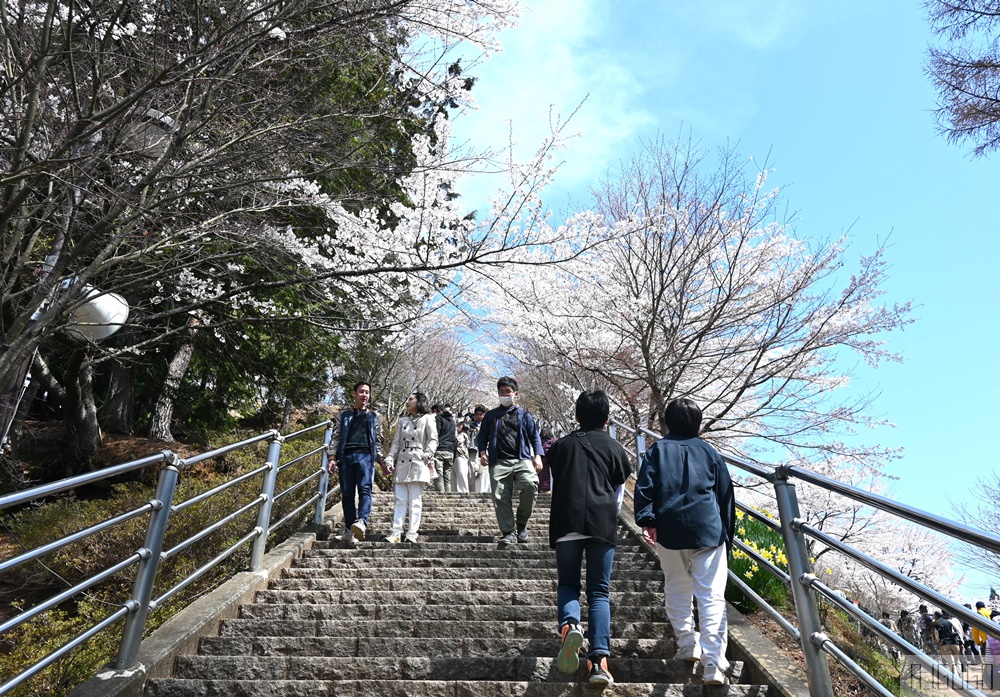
[450,0,1000,596]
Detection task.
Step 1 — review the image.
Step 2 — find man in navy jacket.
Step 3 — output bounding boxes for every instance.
[633,397,735,686]
[328,381,383,544]
[476,376,545,547]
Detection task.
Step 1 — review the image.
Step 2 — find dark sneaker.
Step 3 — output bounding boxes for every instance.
[556,622,584,673]
[516,528,529,543]
[588,656,614,684]
[497,532,517,548]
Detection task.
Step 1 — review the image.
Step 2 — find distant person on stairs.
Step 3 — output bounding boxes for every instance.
[453,420,470,493]
[547,389,633,685]
[328,381,383,545]
[431,403,457,492]
[476,376,545,548]
[634,397,735,687]
[384,392,438,544]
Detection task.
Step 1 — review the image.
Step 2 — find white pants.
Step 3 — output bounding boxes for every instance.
[453,455,470,493]
[655,544,730,670]
[392,482,424,536]
[469,463,490,493]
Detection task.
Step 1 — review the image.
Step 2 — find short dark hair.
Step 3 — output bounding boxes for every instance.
[352,380,371,393]
[497,376,518,392]
[664,397,702,438]
[576,390,610,430]
[411,392,430,416]
[474,404,487,414]
[431,403,443,412]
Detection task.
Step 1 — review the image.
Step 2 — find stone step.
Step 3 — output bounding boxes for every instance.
[237,602,668,624]
[269,576,663,593]
[304,547,653,562]
[170,654,746,684]
[283,565,664,580]
[198,636,676,659]
[217,618,672,640]
[146,678,768,696]
[296,555,660,571]
[257,588,664,607]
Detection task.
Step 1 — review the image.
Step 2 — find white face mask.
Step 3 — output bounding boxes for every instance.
[498,395,514,407]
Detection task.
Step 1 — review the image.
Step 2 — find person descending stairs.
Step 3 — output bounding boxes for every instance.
[145,492,768,695]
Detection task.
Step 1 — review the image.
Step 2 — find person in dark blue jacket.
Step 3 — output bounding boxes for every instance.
[328,381,383,545]
[633,397,735,686]
[475,376,545,547]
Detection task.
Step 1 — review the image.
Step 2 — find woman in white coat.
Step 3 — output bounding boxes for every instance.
[385,392,438,543]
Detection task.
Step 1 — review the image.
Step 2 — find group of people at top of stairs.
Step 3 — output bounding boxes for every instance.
[327,377,735,687]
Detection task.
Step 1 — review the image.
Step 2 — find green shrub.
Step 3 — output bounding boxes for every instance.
[727,507,790,613]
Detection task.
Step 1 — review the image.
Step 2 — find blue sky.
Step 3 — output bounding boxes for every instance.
[450,1,1000,596]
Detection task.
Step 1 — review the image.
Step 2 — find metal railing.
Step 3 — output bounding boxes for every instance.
[0,421,337,695]
[610,418,1000,697]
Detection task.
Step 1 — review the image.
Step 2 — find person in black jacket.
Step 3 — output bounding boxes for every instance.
[633,397,734,686]
[547,390,632,685]
[431,404,457,492]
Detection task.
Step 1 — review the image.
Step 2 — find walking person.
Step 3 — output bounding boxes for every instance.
[548,390,632,685]
[933,611,963,677]
[328,380,382,545]
[453,420,470,493]
[384,392,437,543]
[538,426,557,493]
[467,406,490,493]
[634,397,735,686]
[475,377,545,547]
[431,403,457,492]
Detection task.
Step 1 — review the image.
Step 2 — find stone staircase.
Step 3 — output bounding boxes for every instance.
[145,492,769,695]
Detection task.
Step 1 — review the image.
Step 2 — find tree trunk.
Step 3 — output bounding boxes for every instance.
[100,358,136,435]
[63,348,102,471]
[281,397,294,432]
[148,321,198,442]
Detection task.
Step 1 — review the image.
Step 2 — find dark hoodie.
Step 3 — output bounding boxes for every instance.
[435,410,457,454]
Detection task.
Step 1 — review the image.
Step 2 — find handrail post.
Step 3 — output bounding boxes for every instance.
[114,453,180,668]
[250,432,284,570]
[314,423,334,525]
[635,433,646,468]
[773,466,834,697]
[608,423,617,441]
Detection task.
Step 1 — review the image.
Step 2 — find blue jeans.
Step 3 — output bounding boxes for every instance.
[556,538,615,659]
[339,451,374,526]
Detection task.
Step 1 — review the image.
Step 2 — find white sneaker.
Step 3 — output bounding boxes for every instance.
[675,643,701,662]
[384,534,401,544]
[341,529,356,546]
[350,519,367,540]
[703,663,725,685]
[405,533,419,543]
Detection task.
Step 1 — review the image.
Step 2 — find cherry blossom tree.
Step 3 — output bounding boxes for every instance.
[0,0,603,473]
[472,135,917,578]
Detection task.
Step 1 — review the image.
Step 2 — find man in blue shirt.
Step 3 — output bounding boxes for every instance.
[328,381,383,544]
[476,376,544,547]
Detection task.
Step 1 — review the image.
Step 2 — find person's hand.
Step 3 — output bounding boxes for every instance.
[480,452,489,467]
[533,455,543,472]
[642,527,657,545]
[327,459,337,474]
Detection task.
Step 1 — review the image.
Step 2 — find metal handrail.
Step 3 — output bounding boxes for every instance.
[0,419,337,696]
[610,417,997,697]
